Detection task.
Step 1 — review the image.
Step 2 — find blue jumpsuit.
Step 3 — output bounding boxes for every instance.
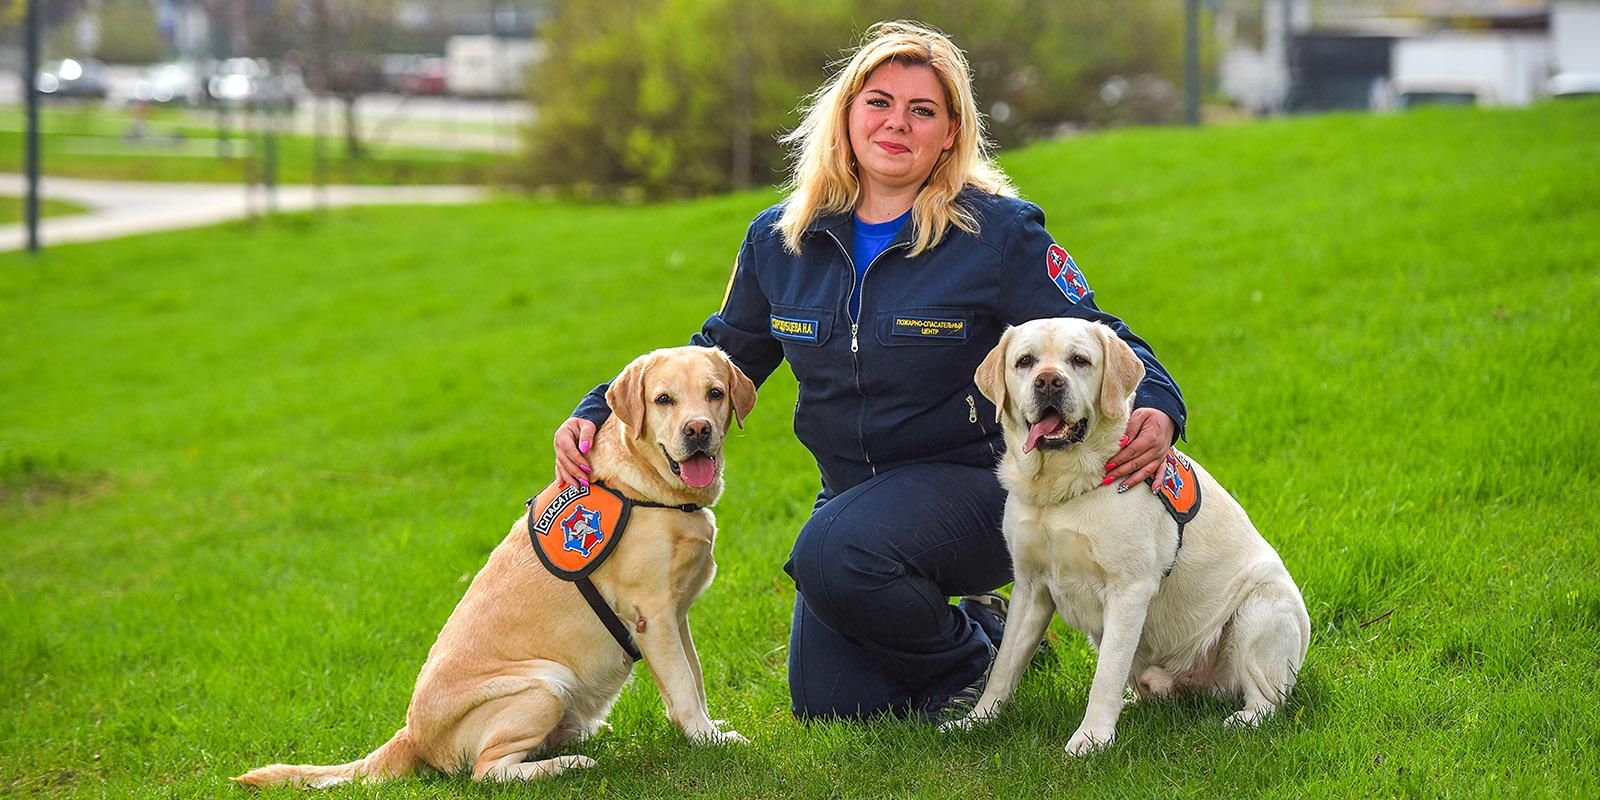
[574,187,1186,719]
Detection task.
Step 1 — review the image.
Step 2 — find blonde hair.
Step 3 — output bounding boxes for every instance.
[776,20,1015,257]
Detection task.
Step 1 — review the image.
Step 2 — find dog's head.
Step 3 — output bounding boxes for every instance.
[605,346,756,492]
[975,319,1144,456]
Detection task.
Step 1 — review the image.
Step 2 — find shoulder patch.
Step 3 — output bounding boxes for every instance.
[1046,243,1089,303]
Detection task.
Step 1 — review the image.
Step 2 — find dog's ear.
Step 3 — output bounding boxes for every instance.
[722,353,757,429]
[1096,324,1145,419]
[605,354,651,440]
[975,326,1015,424]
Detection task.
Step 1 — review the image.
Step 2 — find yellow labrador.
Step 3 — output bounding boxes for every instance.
[237,346,756,787]
[945,319,1309,755]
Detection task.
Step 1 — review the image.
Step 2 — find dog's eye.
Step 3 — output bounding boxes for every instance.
[1070,355,1091,368]
[654,393,674,406]
[1014,354,1036,369]
[708,387,725,401]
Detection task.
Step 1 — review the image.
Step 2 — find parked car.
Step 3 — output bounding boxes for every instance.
[37,58,109,100]
[205,57,302,111]
[400,56,448,95]
[132,62,204,106]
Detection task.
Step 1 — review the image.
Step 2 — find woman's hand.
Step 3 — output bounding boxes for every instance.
[553,417,596,489]
[1104,408,1176,492]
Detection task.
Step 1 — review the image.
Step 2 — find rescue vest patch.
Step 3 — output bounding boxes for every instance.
[770,314,820,343]
[527,480,633,580]
[1153,449,1201,526]
[1047,243,1089,303]
[892,316,967,339]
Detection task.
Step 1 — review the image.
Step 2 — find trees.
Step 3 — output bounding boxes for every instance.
[520,1,1192,197]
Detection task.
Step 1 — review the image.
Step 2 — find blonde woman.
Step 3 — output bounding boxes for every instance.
[554,21,1185,721]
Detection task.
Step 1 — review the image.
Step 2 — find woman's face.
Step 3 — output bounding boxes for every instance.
[847,60,957,196]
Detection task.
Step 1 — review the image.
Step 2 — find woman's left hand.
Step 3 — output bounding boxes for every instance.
[1104,408,1176,492]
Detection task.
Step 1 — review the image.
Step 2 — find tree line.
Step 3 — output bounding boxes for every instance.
[520,0,1192,198]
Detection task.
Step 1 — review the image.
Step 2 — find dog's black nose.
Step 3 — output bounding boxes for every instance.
[1034,371,1065,391]
[683,419,712,446]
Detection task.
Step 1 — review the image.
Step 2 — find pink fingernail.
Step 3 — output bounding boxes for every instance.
[1104,462,1116,471]
[581,479,589,489]
[579,464,591,473]
[1119,436,1129,446]
[1101,475,1114,485]
[579,440,591,454]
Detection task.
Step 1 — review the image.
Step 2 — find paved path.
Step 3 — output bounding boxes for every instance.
[0,174,490,252]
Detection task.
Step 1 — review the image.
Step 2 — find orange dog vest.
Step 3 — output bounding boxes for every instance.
[1148,449,1202,576]
[524,480,702,661]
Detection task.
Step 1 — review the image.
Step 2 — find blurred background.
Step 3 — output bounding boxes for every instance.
[0,0,1596,232]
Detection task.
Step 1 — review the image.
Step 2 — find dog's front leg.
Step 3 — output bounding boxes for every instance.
[1066,580,1157,756]
[944,575,1055,731]
[677,611,711,717]
[635,608,746,745]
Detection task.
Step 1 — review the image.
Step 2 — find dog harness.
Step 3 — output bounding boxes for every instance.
[1147,449,1201,577]
[525,479,701,662]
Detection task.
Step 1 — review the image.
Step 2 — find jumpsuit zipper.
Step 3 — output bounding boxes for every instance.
[825,229,909,478]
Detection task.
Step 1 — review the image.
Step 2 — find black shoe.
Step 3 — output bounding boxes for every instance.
[918,643,997,725]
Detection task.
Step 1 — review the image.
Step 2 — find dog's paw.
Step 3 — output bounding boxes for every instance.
[1223,706,1271,729]
[691,727,749,746]
[937,713,988,733]
[1064,726,1113,756]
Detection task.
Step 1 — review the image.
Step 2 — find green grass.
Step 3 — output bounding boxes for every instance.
[0,104,501,185]
[0,196,88,223]
[2,100,1598,798]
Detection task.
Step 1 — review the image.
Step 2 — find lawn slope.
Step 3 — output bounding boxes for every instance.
[2,101,1598,798]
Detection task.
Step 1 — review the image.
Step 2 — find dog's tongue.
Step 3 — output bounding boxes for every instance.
[678,453,717,489]
[1024,414,1065,454]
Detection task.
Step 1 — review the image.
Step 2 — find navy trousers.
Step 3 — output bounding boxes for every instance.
[783,461,1013,720]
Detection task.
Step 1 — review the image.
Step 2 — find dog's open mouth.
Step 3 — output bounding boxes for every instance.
[663,446,718,489]
[1023,409,1088,453]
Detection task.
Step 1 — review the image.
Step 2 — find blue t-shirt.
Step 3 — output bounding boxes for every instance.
[849,209,911,320]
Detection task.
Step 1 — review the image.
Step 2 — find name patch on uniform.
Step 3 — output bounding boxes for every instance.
[892,316,968,339]
[770,314,820,342]
[1046,243,1089,303]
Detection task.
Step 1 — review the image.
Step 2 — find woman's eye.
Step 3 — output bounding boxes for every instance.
[912,106,935,117]
[866,97,888,107]
[655,394,674,406]
[1015,354,1036,369]
[1070,355,1091,368]
[708,388,725,401]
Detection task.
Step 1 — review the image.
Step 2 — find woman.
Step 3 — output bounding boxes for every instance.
[553,21,1185,721]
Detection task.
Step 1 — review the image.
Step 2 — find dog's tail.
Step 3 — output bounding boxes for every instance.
[233,726,419,789]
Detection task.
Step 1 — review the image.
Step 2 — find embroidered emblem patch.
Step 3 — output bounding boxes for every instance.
[1154,449,1200,522]
[1046,243,1089,303]
[561,504,604,557]
[770,314,820,343]
[892,316,967,339]
[527,480,630,579]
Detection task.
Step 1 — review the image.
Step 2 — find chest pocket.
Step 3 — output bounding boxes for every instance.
[874,308,973,347]
[770,305,832,347]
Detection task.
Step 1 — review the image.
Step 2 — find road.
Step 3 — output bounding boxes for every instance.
[1,64,532,153]
[0,173,489,253]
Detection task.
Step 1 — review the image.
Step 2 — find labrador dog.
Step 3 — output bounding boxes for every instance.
[945,318,1309,755]
[236,346,756,787]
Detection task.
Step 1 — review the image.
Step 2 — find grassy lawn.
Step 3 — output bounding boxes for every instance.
[2,100,1597,798]
[0,104,500,186]
[0,196,89,224]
